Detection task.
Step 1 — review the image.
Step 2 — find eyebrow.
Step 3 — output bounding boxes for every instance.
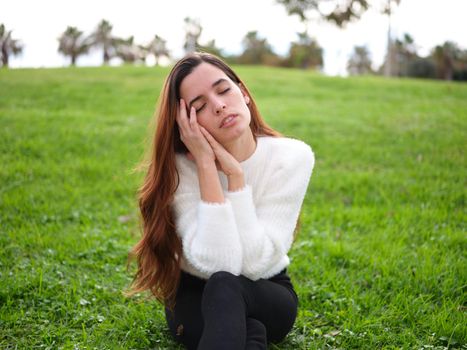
[188,78,228,108]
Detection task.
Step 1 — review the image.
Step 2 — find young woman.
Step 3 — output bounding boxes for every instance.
[129,52,315,349]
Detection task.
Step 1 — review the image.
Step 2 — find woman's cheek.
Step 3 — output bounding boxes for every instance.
[197,116,211,132]
[196,114,205,126]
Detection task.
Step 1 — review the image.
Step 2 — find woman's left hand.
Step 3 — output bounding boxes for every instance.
[198,126,243,177]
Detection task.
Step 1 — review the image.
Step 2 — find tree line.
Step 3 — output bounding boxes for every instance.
[348,35,467,81]
[1,0,466,81]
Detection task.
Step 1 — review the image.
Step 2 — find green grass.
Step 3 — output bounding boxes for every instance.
[0,65,466,349]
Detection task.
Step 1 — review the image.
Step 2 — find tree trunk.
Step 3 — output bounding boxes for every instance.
[104,50,110,65]
[1,46,9,67]
[444,56,453,80]
[384,2,392,77]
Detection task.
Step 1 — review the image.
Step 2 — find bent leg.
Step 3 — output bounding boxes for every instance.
[167,270,298,349]
[197,271,249,349]
[246,272,298,343]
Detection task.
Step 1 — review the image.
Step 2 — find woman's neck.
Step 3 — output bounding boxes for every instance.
[223,129,256,163]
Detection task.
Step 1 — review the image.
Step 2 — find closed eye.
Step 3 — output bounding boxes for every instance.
[196,103,206,113]
[195,88,230,113]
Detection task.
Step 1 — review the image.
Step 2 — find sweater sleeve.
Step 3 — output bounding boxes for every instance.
[172,158,243,276]
[226,142,314,280]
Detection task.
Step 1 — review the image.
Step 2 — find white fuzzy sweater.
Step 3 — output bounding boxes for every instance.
[172,136,315,281]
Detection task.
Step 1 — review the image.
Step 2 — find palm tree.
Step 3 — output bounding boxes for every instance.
[276,0,369,26]
[138,44,149,64]
[184,17,202,54]
[347,45,373,75]
[58,26,91,66]
[0,24,23,68]
[383,0,402,76]
[432,42,458,80]
[147,35,170,65]
[238,31,279,65]
[392,33,417,76]
[114,36,143,64]
[90,19,114,65]
[284,31,323,69]
[197,39,224,59]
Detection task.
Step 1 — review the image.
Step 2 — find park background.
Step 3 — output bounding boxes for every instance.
[1,0,466,348]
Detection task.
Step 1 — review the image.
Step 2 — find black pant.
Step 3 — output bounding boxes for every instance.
[165,269,298,350]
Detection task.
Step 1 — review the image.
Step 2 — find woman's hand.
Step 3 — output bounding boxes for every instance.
[199,126,242,177]
[199,126,245,191]
[176,99,215,165]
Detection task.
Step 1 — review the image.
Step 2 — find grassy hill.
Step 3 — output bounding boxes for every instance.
[0,65,465,349]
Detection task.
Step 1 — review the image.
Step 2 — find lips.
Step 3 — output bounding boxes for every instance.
[220,114,238,128]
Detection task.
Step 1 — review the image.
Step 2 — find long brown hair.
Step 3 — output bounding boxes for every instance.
[128,52,281,307]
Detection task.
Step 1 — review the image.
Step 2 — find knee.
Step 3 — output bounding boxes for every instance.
[204,271,241,299]
[209,270,237,281]
[208,271,240,285]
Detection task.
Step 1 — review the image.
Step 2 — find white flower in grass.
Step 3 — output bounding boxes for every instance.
[79,298,91,306]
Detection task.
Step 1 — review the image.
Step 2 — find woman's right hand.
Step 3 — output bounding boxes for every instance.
[176,99,215,165]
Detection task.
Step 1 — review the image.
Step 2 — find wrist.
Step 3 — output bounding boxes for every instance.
[195,157,216,170]
[227,166,244,177]
[228,173,245,192]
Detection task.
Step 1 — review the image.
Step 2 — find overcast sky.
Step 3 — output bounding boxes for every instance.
[2,0,466,75]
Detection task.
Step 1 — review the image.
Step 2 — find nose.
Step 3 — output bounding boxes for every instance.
[214,100,226,115]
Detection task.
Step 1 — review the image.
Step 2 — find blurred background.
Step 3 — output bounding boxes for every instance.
[1,0,466,80]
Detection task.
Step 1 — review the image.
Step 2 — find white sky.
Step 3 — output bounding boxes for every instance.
[2,0,466,75]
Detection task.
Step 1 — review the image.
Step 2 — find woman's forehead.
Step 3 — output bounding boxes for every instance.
[181,63,230,92]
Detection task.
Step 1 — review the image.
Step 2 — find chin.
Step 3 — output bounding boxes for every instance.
[222,125,249,144]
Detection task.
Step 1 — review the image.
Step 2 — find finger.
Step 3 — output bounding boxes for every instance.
[176,99,185,120]
[200,127,229,161]
[215,159,221,171]
[200,126,220,148]
[178,101,194,142]
[177,99,189,129]
[199,126,212,145]
[189,106,198,130]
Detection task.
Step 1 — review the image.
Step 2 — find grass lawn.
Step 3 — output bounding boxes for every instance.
[0,65,465,349]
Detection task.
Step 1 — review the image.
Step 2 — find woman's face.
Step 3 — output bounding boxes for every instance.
[179,62,251,146]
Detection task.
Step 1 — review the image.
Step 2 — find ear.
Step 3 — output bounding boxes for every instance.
[239,84,250,105]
